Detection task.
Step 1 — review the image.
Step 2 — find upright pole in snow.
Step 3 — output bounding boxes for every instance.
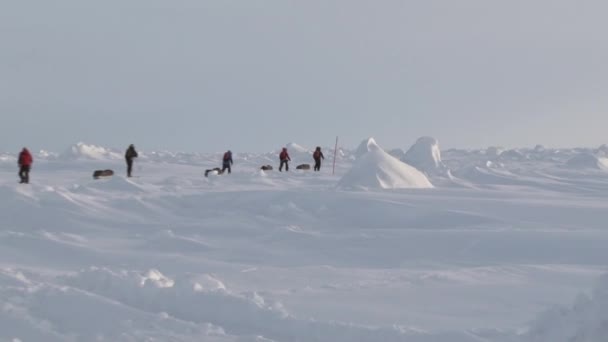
[332,136,338,176]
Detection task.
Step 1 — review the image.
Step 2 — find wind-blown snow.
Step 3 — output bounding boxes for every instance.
[486,146,505,158]
[285,142,309,154]
[338,138,433,190]
[61,142,122,161]
[354,137,376,158]
[402,136,445,173]
[525,274,608,342]
[566,153,608,170]
[1,141,608,341]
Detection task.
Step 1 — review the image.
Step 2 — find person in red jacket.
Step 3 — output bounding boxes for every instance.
[18,147,33,184]
[279,147,291,172]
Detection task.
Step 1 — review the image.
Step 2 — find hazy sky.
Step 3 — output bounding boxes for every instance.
[1,0,607,153]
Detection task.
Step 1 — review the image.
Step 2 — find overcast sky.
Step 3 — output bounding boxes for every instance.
[1,0,607,152]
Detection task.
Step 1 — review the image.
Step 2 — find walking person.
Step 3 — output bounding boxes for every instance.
[279,147,291,172]
[125,144,138,177]
[222,150,233,174]
[313,146,325,172]
[18,147,33,184]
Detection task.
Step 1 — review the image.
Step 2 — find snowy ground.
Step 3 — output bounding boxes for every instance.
[0,142,607,341]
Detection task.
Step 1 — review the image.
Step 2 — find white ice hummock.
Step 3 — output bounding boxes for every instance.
[566,153,608,170]
[338,138,433,190]
[61,142,122,161]
[402,136,445,173]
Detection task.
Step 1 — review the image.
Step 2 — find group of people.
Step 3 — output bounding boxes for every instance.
[216,146,324,174]
[16,144,141,184]
[278,146,325,172]
[15,144,327,183]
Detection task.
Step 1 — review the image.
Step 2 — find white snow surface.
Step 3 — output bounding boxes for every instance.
[566,153,608,170]
[338,139,433,189]
[525,274,608,342]
[61,142,123,161]
[285,142,309,154]
[402,136,445,173]
[355,137,376,158]
[0,142,607,341]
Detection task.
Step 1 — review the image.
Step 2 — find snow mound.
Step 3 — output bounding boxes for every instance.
[61,267,423,341]
[566,153,608,170]
[402,136,445,172]
[525,274,608,342]
[355,138,378,158]
[485,146,505,158]
[285,142,309,154]
[498,149,526,161]
[338,139,433,190]
[596,144,608,157]
[387,148,406,160]
[60,142,122,160]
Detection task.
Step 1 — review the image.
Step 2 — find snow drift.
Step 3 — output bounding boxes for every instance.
[338,138,433,190]
[355,138,376,158]
[283,142,314,164]
[525,274,608,342]
[566,153,608,170]
[285,142,309,154]
[402,136,445,173]
[498,149,527,161]
[60,142,122,161]
[486,146,505,158]
[2,142,608,341]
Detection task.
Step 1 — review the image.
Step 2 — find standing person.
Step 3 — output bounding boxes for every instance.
[279,147,291,172]
[18,147,33,184]
[222,150,233,174]
[125,144,138,177]
[313,146,325,172]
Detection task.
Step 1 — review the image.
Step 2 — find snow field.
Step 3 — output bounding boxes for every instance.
[0,140,607,341]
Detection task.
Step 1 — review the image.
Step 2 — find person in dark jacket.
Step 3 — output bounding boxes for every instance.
[18,147,33,184]
[313,146,325,172]
[279,147,291,172]
[125,144,138,177]
[222,150,233,174]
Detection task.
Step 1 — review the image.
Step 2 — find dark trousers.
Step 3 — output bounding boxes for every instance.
[314,159,322,171]
[19,165,30,184]
[279,160,289,172]
[222,163,231,174]
[126,158,134,177]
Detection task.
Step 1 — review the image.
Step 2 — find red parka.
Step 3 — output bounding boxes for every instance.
[18,149,33,167]
[279,149,290,161]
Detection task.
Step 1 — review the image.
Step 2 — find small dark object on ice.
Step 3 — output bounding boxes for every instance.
[205,168,225,177]
[93,169,114,179]
[260,165,273,171]
[296,164,311,170]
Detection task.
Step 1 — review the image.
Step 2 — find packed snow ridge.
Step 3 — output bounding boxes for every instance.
[566,153,608,170]
[525,274,608,342]
[355,137,376,158]
[402,136,446,174]
[2,140,608,341]
[285,142,309,154]
[338,138,433,190]
[61,142,122,161]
